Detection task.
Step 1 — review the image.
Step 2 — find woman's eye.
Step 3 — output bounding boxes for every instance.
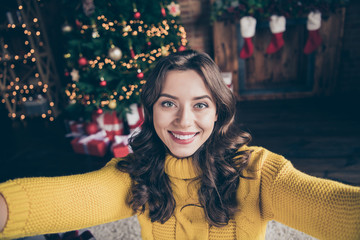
[194,103,208,109]
[161,101,175,108]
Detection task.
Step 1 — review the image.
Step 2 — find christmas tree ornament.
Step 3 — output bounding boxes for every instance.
[99,77,107,87]
[70,69,80,82]
[108,100,117,109]
[147,41,152,46]
[133,3,141,19]
[108,45,122,61]
[266,15,286,54]
[304,11,322,54]
[161,7,166,17]
[239,16,257,59]
[78,56,88,67]
[85,121,99,135]
[137,69,144,79]
[167,2,181,17]
[96,108,103,114]
[75,19,83,29]
[62,23,73,33]
[130,47,135,58]
[134,11,141,19]
[178,45,186,52]
[82,0,95,16]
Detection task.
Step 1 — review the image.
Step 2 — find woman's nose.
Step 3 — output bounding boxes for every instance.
[176,106,193,128]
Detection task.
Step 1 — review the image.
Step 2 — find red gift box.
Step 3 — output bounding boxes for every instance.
[95,111,123,142]
[111,135,132,158]
[69,120,85,134]
[126,104,144,132]
[65,120,86,138]
[71,130,110,157]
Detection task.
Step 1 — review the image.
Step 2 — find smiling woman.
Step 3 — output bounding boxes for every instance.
[153,70,218,158]
[0,50,359,240]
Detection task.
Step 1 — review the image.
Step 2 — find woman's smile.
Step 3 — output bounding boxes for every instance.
[153,70,217,158]
[169,131,199,144]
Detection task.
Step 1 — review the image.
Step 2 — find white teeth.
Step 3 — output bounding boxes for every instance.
[171,132,196,140]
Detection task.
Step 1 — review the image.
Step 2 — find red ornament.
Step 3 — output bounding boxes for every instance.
[134,12,141,19]
[178,45,186,52]
[137,72,144,79]
[161,7,166,17]
[96,108,103,115]
[75,19,82,28]
[130,48,135,58]
[147,41,152,46]
[85,122,99,135]
[64,71,69,77]
[100,80,107,87]
[78,57,88,67]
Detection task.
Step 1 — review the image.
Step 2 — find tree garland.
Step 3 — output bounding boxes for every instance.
[211,0,349,22]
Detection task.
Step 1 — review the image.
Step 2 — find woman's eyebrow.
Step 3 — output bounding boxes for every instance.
[159,93,178,99]
[159,94,213,101]
[193,95,212,101]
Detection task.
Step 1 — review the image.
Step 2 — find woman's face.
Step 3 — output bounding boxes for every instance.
[153,70,218,158]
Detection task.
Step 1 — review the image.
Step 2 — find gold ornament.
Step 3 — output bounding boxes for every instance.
[108,45,122,61]
[108,100,117,109]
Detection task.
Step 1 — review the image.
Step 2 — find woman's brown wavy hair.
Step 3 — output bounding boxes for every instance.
[117,50,252,227]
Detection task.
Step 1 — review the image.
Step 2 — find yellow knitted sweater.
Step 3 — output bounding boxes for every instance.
[0,146,359,239]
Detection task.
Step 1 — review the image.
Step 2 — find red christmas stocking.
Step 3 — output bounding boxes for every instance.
[240,38,254,59]
[304,11,322,54]
[266,15,286,54]
[304,30,322,54]
[239,16,256,59]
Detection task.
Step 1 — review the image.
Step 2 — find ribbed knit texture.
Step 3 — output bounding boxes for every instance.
[0,146,359,239]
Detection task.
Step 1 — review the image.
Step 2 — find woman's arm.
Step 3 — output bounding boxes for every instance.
[0,193,8,232]
[261,154,360,240]
[0,158,134,239]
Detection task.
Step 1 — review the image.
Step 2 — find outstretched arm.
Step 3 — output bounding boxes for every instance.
[0,193,8,232]
[261,155,360,240]
[0,158,134,240]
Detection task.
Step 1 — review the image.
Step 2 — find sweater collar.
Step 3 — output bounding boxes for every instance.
[165,154,199,180]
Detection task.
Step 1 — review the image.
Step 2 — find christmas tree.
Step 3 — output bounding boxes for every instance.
[61,0,187,121]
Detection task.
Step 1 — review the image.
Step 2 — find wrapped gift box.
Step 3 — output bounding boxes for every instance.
[71,130,109,157]
[126,104,144,132]
[69,120,85,134]
[111,135,132,158]
[95,111,123,142]
[65,120,85,138]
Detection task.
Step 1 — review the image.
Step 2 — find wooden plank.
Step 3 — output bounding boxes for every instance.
[314,8,346,95]
[213,21,239,98]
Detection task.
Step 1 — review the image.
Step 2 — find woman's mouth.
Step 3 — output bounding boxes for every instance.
[169,131,199,144]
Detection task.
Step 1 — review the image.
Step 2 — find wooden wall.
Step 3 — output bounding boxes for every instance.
[213,9,346,100]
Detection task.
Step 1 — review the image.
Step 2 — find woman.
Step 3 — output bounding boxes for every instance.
[0,50,359,240]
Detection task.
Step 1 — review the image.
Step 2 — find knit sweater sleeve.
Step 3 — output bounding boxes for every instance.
[0,157,134,240]
[259,148,360,240]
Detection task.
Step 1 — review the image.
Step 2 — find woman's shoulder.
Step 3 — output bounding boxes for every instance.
[236,145,288,174]
[105,153,135,167]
